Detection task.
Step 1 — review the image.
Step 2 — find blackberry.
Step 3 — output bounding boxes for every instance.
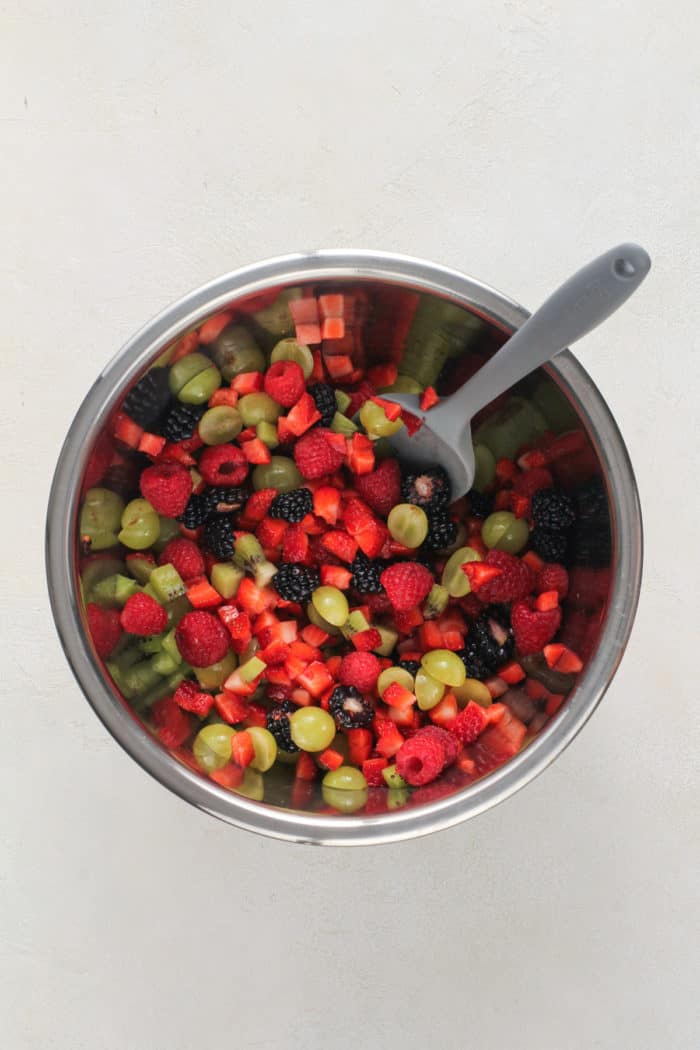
[271,563,319,602]
[329,686,374,729]
[457,606,514,678]
[121,367,171,430]
[308,383,336,427]
[350,552,384,594]
[422,512,457,551]
[401,466,451,512]
[531,527,569,564]
[161,402,206,443]
[203,516,236,559]
[204,486,247,516]
[269,488,313,523]
[266,701,299,753]
[178,493,212,529]
[468,489,495,519]
[532,488,576,531]
[397,659,420,677]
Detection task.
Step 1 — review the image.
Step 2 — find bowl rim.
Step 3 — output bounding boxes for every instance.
[45,250,643,845]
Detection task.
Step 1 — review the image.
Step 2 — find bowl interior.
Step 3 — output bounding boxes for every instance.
[53,257,637,842]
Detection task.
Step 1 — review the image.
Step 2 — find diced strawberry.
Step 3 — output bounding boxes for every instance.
[285,392,322,435]
[367,363,398,388]
[243,701,268,728]
[320,565,353,589]
[214,692,249,724]
[186,575,223,609]
[138,432,167,458]
[282,524,310,563]
[351,628,382,652]
[231,730,255,768]
[113,412,143,449]
[394,608,424,635]
[428,693,458,729]
[199,311,234,343]
[318,748,344,771]
[441,630,464,651]
[278,620,298,643]
[387,704,417,727]
[290,687,313,707]
[461,562,504,592]
[324,353,354,378]
[522,550,545,573]
[485,676,509,699]
[209,764,244,789]
[346,432,375,475]
[217,606,252,651]
[383,682,417,710]
[362,757,389,786]
[374,722,404,758]
[231,371,264,394]
[289,296,319,324]
[295,322,322,345]
[369,395,402,422]
[301,623,329,647]
[223,669,257,696]
[347,728,373,766]
[498,661,526,684]
[418,622,443,651]
[419,386,439,411]
[535,590,560,612]
[321,530,358,563]
[258,641,291,666]
[313,486,341,525]
[295,751,318,781]
[237,578,276,614]
[240,437,271,464]
[207,387,239,409]
[256,516,288,549]
[296,661,334,698]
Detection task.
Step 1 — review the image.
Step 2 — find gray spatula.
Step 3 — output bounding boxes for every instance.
[379,243,651,499]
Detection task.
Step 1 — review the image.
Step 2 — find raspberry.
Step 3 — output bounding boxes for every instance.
[338,651,381,692]
[86,603,122,658]
[139,460,192,517]
[537,562,569,599]
[420,725,459,766]
[282,523,309,563]
[175,610,230,665]
[475,551,536,604]
[158,538,205,582]
[173,679,214,716]
[511,598,562,655]
[395,729,446,786]
[151,696,191,748]
[263,360,305,407]
[293,428,345,480]
[380,562,433,612]
[198,444,248,486]
[120,592,168,636]
[453,701,489,744]
[354,458,401,518]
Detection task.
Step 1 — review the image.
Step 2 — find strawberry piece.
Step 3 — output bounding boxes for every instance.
[217,606,252,652]
[139,460,192,517]
[282,523,310,563]
[544,644,583,673]
[223,669,257,696]
[321,317,345,340]
[381,562,433,612]
[475,708,527,764]
[485,676,509,699]
[256,516,288,549]
[86,603,122,658]
[313,486,341,525]
[346,432,375,475]
[186,576,223,609]
[320,565,352,589]
[138,432,167,458]
[362,757,389,786]
[237,578,276,614]
[369,395,402,422]
[214,692,249,724]
[374,721,405,758]
[354,457,401,517]
[295,752,318,781]
[323,353,354,379]
[294,428,346,480]
[522,550,545,573]
[207,387,239,409]
[339,651,381,692]
[231,371,264,394]
[419,386,439,411]
[243,701,268,728]
[151,696,191,748]
[113,413,143,449]
[321,530,358,563]
[296,661,334,698]
[513,466,554,496]
[394,607,424,634]
[402,411,423,437]
[535,590,560,612]
[120,592,168,636]
[428,693,458,729]
[418,622,444,651]
[173,679,214,717]
[199,311,234,343]
[498,661,526,684]
[347,728,374,765]
[284,392,322,435]
[318,748,344,771]
[351,628,382,652]
[461,562,504,593]
[258,641,291,666]
[367,363,398,388]
[209,764,244,788]
[517,448,549,471]
[383,682,417,710]
[301,624,329,647]
[231,730,255,768]
[511,598,562,655]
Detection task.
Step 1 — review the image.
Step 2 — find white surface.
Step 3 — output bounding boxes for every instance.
[2,2,698,1047]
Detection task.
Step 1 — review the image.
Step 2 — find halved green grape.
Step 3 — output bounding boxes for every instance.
[452,678,492,707]
[382,765,408,789]
[289,707,336,752]
[179,365,221,404]
[481,511,530,553]
[247,726,278,772]
[322,766,368,813]
[312,586,349,627]
[192,723,235,772]
[256,421,279,448]
[330,411,358,436]
[251,289,301,342]
[209,324,265,380]
[118,499,160,551]
[91,573,141,607]
[387,503,429,548]
[270,337,314,379]
[415,667,446,710]
[252,456,302,493]
[334,389,352,413]
[442,545,482,597]
[193,650,237,689]
[80,488,125,550]
[420,649,466,688]
[472,443,497,493]
[199,405,243,445]
[234,768,265,801]
[378,667,415,697]
[323,766,368,791]
[359,400,404,439]
[238,392,281,426]
[423,583,449,619]
[306,602,341,636]
[168,352,212,395]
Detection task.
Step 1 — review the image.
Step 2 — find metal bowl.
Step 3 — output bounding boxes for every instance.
[46,251,642,844]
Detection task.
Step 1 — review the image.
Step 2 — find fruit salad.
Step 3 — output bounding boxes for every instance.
[78,286,611,814]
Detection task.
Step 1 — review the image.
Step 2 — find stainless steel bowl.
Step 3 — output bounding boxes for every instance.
[46,251,642,845]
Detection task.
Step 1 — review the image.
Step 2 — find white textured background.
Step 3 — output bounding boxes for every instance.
[2,2,699,1048]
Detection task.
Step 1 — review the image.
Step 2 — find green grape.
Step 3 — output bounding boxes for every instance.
[238,393,281,426]
[199,405,243,445]
[311,586,349,627]
[323,766,368,791]
[193,651,237,689]
[210,563,244,599]
[209,324,265,380]
[251,288,300,341]
[118,499,160,550]
[380,374,423,394]
[359,400,403,438]
[482,511,530,553]
[179,366,221,404]
[79,488,125,550]
[168,352,212,394]
[252,456,302,493]
[452,678,492,708]
[415,667,446,710]
[192,723,235,772]
[334,389,352,413]
[472,444,497,493]
[270,338,314,379]
[306,602,341,636]
[378,667,415,697]
[330,411,357,436]
[152,516,180,555]
[387,504,429,548]
[289,707,336,752]
[372,625,399,656]
[234,768,265,801]
[441,545,482,597]
[247,726,278,772]
[420,649,466,688]
[256,421,279,449]
[322,766,368,813]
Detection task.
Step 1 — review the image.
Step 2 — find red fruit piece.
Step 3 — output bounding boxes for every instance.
[511,598,562,655]
[158,537,205,582]
[86,603,122,658]
[282,523,310,563]
[474,550,536,604]
[395,730,446,786]
[231,730,255,768]
[198,444,247,486]
[362,757,389,786]
[537,562,569,599]
[244,488,277,522]
[294,428,346,480]
[263,359,305,407]
[120,592,167,636]
[175,610,230,666]
[351,628,382,652]
[380,562,433,612]
[313,486,341,525]
[284,392,322,435]
[151,696,191,748]
[139,460,192,517]
[338,651,381,692]
[513,466,554,496]
[214,692,249,724]
[355,458,401,518]
[535,590,560,612]
[321,530,358,563]
[419,725,459,766]
[173,679,214,716]
[419,386,439,411]
[453,701,489,744]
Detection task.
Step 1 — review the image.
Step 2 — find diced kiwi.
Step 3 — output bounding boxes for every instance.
[163,595,191,628]
[125,553,156,585]
[140,634,165,655]
[81,556,126,599]
[149,564,186,603]
[334,388,352,413]
[150,651,181,676]
[91,574,142,607]
[210,563,244,600]
[120,661,162,699]
[382,765,408,789]
[330,411,357,436]
[192,651,237,689]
